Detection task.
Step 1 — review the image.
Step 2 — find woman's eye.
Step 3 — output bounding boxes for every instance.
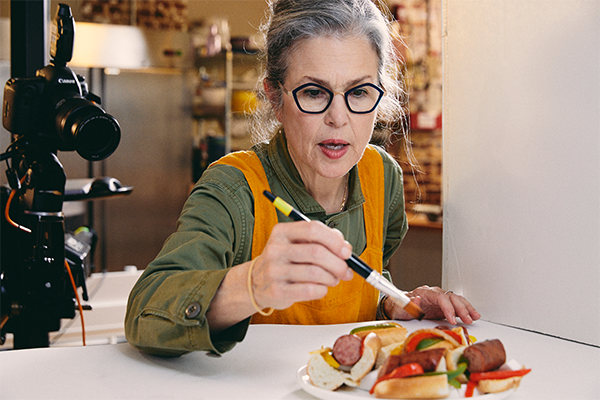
[303,88,326,98]
[350,88,368,98]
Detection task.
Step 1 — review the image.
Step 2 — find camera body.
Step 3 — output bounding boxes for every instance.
[2,3,120,161]
[3,67,120,161]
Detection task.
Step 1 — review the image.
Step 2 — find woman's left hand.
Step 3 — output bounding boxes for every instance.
[387,285,481,325]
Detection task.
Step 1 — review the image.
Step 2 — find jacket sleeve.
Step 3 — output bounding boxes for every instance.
[124,165,254,356]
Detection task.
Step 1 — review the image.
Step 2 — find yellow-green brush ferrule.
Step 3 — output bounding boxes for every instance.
[273,197,293,216]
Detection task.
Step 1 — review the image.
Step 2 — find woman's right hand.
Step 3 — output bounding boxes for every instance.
[206,220,353,333]
[250,220,354,310]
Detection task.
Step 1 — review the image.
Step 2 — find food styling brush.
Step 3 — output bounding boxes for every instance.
[263,190,425,320]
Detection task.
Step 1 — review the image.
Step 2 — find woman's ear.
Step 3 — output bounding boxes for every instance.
[263,80,282,122]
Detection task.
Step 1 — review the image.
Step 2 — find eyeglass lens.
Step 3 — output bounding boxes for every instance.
[292,83,383,114]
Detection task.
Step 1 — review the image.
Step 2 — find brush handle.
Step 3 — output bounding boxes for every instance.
[263,190,310,222]
[346,254,371,279]
[263,190,411,307]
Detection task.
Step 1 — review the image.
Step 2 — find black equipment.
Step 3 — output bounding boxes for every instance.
[1,4,129,349]
[2,4,121,161]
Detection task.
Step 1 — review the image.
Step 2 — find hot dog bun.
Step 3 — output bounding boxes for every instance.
[372,374,450,399]
[477,376,523,394]
[445,346,468,383]
[306,351,357,390]
[350,332,382,381]
[350,323,408,369]
[307,332,382,390]
[351,322,408,347]
[375,342,404,369]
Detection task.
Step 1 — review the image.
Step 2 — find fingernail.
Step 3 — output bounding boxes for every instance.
[341,243,352,259]
[346,268,354,280]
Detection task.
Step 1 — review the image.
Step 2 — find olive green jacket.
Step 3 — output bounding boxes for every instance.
[125,132,408,356]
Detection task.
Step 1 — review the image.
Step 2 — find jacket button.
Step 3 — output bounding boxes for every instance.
[185,302,201,319]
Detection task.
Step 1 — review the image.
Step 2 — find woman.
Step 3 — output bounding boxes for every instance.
[125,0,479,356]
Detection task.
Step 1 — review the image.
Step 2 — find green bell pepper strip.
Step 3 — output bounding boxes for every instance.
[416,337,445,350]
[349,323,399,334]
[421,362,468,388]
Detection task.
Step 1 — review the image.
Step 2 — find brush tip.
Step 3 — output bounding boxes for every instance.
[403,300,425,320]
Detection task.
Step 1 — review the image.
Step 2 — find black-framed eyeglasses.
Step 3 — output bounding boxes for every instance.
[280,82,385,114]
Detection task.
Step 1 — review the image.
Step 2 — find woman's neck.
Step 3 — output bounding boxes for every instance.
[305,174,348,214]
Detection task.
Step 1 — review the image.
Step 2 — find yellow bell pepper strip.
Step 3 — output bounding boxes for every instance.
[389,344,404,356]
[369,363,425,394]
[320,350,340,369]
[309,347,341,369]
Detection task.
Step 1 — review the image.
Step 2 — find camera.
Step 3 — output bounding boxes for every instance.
[2,3,120,161]
[1,3,127,349]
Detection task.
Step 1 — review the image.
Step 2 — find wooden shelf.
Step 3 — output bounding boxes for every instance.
[406,211,442,229]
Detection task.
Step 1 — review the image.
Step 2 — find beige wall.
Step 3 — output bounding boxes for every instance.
[443,0,599,346]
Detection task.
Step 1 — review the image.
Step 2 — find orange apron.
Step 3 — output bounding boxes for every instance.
[213,146,384,324]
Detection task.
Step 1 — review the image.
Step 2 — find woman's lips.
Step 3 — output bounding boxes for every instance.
[319,140,349,159]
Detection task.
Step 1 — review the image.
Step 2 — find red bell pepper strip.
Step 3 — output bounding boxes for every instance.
[444,330,463,344]
[465,368,531,397]
[369,363,425,394]
[469,368,531,382]
[404,332,443,353]
[465,380,477,397]
[435,325,466,344]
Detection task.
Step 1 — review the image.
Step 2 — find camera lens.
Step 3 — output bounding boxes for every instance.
[55,97,121,161]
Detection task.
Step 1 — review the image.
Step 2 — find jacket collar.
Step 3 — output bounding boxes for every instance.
[265,129,365,217]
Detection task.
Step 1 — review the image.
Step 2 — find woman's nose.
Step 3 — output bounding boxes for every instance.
[324,93,349,126]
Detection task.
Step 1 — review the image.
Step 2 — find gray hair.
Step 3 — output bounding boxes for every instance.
[249,0,408,145]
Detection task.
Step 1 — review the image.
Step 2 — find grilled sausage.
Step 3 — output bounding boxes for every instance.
[463,339,506,373]
[377,348,446,379]
[332,334,363,366]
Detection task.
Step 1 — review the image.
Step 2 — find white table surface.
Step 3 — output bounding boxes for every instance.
[0,319,598,400]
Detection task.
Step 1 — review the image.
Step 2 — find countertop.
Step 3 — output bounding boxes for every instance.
[0,319,597,399]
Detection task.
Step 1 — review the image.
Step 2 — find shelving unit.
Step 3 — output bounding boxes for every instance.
[193,50,232,152]
[192,50,259,181]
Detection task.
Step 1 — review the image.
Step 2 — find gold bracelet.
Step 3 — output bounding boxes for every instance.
[378,295,391,320]
[247,256,274,316]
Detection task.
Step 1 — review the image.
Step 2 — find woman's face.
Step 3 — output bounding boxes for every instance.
[276,36,380,185]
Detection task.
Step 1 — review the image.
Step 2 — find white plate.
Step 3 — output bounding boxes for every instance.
[296,365,515,400]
